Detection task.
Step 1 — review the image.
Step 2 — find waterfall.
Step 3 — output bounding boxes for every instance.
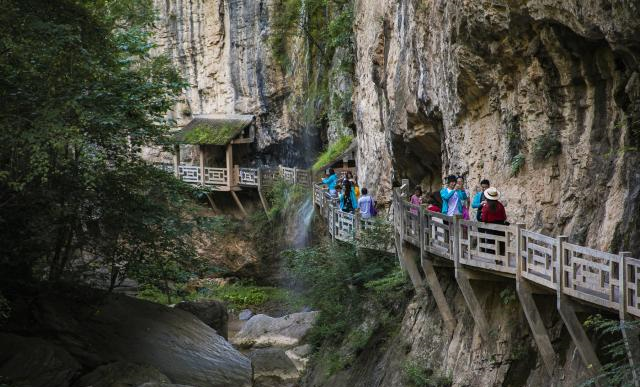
[286,194,314,249]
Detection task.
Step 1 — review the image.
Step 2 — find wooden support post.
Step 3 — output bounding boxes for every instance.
[173,144,180,179]
[453,215,491,342]
[230,191,248,218]
[515,223,557,377]
[257,169,270,218]
[619,252,640,387]
[199,145,206,185]
[556,235,602,380]
[422,257,456,336]
[226,143,233,189]
[205,193,220,214]
[401,243,427,298]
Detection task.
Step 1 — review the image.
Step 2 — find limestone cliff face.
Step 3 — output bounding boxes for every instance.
[152,0,325,165]
[353,0,640,254]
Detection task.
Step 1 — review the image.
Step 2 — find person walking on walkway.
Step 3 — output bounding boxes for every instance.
[409,186,422,215]
[322,168,338,197]
[457,176,471,219]
[440,175,467,216]
[472,179,490,221]
[358,188,376,219]
[339,179,358,213]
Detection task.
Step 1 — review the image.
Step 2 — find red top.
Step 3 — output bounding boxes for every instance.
[481,201,507,223]
[427,204,441,213]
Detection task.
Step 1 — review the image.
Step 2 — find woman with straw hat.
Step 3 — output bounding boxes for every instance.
[480,187,507,225]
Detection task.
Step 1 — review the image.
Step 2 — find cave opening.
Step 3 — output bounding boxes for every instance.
[391,109,444,194]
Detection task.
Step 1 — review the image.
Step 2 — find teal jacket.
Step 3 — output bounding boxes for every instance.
[322,174,338,191]
[440,187,467,215]
[471,192,484,209]
[339,187,358,210]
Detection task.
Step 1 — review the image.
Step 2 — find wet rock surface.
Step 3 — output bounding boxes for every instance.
[174,299,229,339]
[232,311,319,349]
[0,333,81,387]
[1,287,252,387]
[73,361,170,387]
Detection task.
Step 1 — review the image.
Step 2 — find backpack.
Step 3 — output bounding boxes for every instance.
[369,199,378,216]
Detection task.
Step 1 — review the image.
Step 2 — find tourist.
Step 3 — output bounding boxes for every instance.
[409,186,422,215]
[339,179,358,213]
[358,188,376,218]
[472,179,490,221]
[481,187,507,225]
[457,176,471,220]
[440,175,468,216]
[426,193,441,213]
[321,168,338,197]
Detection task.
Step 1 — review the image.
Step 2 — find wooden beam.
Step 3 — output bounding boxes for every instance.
[421,257,456,336]
[514,223,557,377]
[619,252,640,387]
[517,280,557,376]
[205,193,220,214]
[453,216,490,342]
[199,144,206,186]
[173,144,180,179]
[400,244,427,298]
[226,143,233,189]
[230,191,248,218]
[556,235,602,380]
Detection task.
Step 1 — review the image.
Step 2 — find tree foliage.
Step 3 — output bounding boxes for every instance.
[0,0,202,297]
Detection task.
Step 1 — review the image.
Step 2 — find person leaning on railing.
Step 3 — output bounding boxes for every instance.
[321,168,338,197]
[480,187,508,256]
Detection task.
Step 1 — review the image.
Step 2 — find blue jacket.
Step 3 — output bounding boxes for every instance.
[322,174,338,191]
[471,192,484,209]
[440,187,467,215]
[339,187,358,210]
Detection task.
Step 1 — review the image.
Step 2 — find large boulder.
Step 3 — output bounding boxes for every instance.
[174,300,228,339]
[74,361,170,387]
[32,290,252,387]
[0,333,81,387]
[249,348,299,387]
[232,311,318,349]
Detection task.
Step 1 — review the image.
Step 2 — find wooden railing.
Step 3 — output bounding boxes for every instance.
[389,188,640,318]
[154,163,312,189]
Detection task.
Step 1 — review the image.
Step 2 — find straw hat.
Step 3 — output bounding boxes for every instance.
[484,187,501,200]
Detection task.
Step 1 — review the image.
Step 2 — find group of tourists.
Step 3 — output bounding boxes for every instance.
[320,169,377,219]
[410,175,508,225]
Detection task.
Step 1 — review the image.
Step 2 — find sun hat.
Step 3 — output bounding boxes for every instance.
[484,187,501,200]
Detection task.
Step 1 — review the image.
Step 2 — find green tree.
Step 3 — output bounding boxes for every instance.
[0,0,200,292]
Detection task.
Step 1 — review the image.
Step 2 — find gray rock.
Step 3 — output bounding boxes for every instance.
[174,300,228,339]
[74,361,170,387]
[232,311,318,349]
[238,308,253,321]
[137,383,195,387]
[249,348,299,387]
[0,333,81,387]
[285,344,312,372]
[34,291,252,387]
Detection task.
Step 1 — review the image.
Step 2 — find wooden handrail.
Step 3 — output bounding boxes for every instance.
[312,184,640,319]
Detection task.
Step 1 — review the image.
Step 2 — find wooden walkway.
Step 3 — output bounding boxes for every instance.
[313,183,640,382]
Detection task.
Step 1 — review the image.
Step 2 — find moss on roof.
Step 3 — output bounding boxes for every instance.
[312,134,354,172]
[175,116,253,145]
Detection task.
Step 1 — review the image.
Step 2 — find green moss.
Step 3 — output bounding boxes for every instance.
[531,132,562,162]
[312,134,353,172]
[510,153,525,177]
[182,124,240,145]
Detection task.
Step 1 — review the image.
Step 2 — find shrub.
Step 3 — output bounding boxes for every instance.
[402,359,452,387]
[531,132,562,162]
[510,153,525,176]
[582,314,640,387]
[312,134,354,172]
